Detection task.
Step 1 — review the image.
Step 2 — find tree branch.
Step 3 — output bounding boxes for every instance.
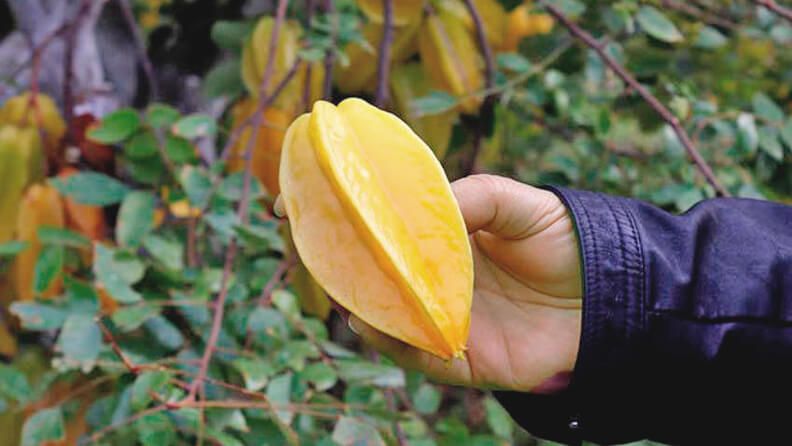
[117,0,158,100]
[752,0,792,24]
[543,3,730,197]
[322,0,337,99]
[374,0,394,107]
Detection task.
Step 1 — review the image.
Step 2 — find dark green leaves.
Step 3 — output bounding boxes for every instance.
[51,172,129,206]
[172,114,217,139]
[636,6,683,43]
[116,191,156,248]
[88,108,141,143]
[752,92,784,123]
[131,370,172,410]
[146,103,180,129]
[0,364,32,403]
[94,244,143,303]
[57,313,102,364]
[411,92,458,117]
[332,417,385,446]
[21,408,65,446]
[33,245,63,294]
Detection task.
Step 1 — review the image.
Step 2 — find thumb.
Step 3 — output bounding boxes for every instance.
[451,175,565,239]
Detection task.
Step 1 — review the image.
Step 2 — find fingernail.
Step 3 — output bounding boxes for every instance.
[348,316,360,336]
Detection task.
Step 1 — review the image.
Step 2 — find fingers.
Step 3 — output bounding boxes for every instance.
[451,174,564,240]
[273,194,286,218]
[348,315,474,386]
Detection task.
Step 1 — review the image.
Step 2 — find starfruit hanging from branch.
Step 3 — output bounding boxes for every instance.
[279,98,473,360]
[12,184,66,301]
[241,17,300,98]
[356,0,425,26]
[0,92,66,152]
[419,9,484,114]
[391,63,458,159]
[227,98,293,197]
[502,3,554,52]
[0,126,42,243]
[335,22,420,94]
[437,0,507,49]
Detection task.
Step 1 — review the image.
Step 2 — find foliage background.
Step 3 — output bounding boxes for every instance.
[0,0,791,445]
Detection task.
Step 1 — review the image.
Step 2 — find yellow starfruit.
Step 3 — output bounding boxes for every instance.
[502,4,554,52]
[334,22,420,94]
[0,92,66,150]
[279,98,473,359]
[12,184,65,301]
[419,10,484,114]
[0,126,40,243]
[390,63,458,159]
[437,0,507,49]
[227,99,293,197]
[241,17,300,98]
[356,0,425,26]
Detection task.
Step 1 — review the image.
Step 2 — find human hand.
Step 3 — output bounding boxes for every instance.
[276,174,583,392]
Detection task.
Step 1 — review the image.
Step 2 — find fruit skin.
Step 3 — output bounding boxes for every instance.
[390,63,458,159]
[0,126,42,243]
[58,167,107,241]
[291,262,331,320]
[356,0,425,26]
[437,0,507,48]
[334,23,420,94]
[419,10,484,114]
[12,184,66,301]
[0,92,66,151]
[241,17,300,99]
[502,4,554,52]
[279,98,473,359]
[227,99,293,197]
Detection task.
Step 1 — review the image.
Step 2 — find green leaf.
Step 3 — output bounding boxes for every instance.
[780,118,792,150]
[131,371,172,410]
[752,92,785,123]
[411,91,458,117]
[64,276,100,314]
[412,383,441,415]
[94,245,142,303]
[37,226,90,248]
[211,20,255,49]
[636,6,683,43]
[484,397,513,439]
[554,0,585,18]
[737,113,759,154]
[143,234,184,270]
[267,373,294,424]
[146,103,181,129]
[301,362,337,391]
[21,408,65,446]
[235,223,285,253]
[247,307,288,336]
[496,53,532,73]
[10,302,67,330]
[336,360,405,388]
[203,58,244,99]
[172,114,217,139]
[125,130,159,159]
[179,166,213,208]
[0,364,32,403]
[0,240,28,258]
[694,26,727,49]
[87,108,141,143]
[165,134,197,163]
[57,313,101,364]
[112,304,159,331]
[50,172,129,206]
[218,172,265,201]
[136,412,175,446]
[233,358,275,391]
[144,315,184,350]
[759,126,784,161]
[33,245,63,294]
[332,417,386,446]
[116,191,156,248]
[272,290,301,320]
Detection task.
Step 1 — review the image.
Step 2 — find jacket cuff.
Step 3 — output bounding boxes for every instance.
[495,187,648,444]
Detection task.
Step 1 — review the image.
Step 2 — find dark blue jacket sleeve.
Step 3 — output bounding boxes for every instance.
[495,188,792,445]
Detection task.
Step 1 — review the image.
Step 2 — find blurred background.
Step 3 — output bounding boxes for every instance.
[0,0,790,444]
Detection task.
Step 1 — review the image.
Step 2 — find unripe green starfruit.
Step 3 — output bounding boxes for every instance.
[279,98,473,360]
[390,63,458,159]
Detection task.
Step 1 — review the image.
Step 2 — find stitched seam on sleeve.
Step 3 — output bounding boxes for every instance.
[621,198,647,334]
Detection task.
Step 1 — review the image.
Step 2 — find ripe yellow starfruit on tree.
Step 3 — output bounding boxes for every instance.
[279,98,473,359]
[0,126,42,243]
[502,3,554,52]
[390,63,458,159]
[241,17,300,99]
[356,0,425,26]
[227,98,293,197]
[12,184,66,301]
[437,0,507,49]
[334,22,420,94]
[0,92,66,151]
[419,10,484,114]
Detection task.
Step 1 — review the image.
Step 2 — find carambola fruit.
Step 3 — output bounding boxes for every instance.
[241,17,300,99]
[0,126,42,243]
[502,4,554,52]
[0,92,66,150]
[356,0,425,26]
[437,0,507,49]
[279,98,473,359]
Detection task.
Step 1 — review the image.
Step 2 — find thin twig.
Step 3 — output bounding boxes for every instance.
[543,3,730,197]
[186,0,292,402]
[461,0,497,176]
[303,0,317,111]
[322,0,337,99]
[752,0,792,23]
[375,0,394,107]
[97,317,139,374]
[117,0,158,100]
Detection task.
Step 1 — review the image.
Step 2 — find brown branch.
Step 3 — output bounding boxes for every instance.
[543,3,730,197]
[186,0,292,402]
[374,0,394,107]
[257,254,297,306]
[322,0,337,99]
[63,0,93,145]
[753,0,792,23]
[461,0,496,176]
[97,317,139,374]
[302,0,317,111]
[117,0,158,100]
